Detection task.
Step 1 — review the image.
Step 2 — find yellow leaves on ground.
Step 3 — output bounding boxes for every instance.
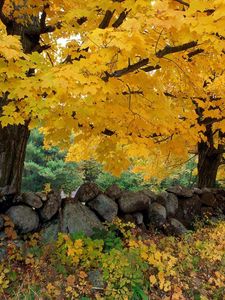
[0,220,225,299]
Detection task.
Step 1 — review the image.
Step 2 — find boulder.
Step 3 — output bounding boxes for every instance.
[156,192,178,217]
[75,182,101,203]
[6,205,39,233]
[193,188,203,195]
[0,215,4,230]
[156,191,168,204]
[141,189,157,202]
[133,212,144,225]
[88,194,118,222]
[177,194,202,227]
[22,192,43,209]
[166,218,188,236]
[148,202,166,227]
[41,219,60,243]
[105,184,122,200]
[166,185,193,198]
[0,246,6,261]
[215,192,225,213]
[61,201,103,236]
[118,191,150,213]
[39,191,61,221]
[200,192,218,208]
[88,269,105,289]
[35,192,47,202]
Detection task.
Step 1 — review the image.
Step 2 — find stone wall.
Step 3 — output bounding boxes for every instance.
[0,183,225,240]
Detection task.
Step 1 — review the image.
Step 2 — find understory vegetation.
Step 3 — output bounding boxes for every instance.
[0,218,224,299]
[22,130,203,194]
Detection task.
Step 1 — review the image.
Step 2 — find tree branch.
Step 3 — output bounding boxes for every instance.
[142,64,161,72]
[156,41,198,58]
[187,48,204,60]
[174,0,190,7]
[40,4,56,34]
[112,9,131,28]
[0,0,9,25]
[99,10,115,29]
[102,58,150,81]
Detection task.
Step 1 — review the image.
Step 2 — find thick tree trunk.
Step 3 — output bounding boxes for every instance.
[197,141,222,188]
[0,3,46,197]
[0,123,30,195]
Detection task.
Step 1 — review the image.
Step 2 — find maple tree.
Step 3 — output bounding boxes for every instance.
[0,0,225,196]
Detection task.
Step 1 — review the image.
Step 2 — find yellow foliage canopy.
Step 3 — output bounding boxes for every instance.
[0,0,225,179]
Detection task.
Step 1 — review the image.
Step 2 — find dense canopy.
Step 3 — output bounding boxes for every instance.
[0,0,225,186]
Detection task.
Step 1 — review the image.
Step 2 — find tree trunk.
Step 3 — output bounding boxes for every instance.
[197,141,222,188]
[0,3,45,197]
[0,123,30,195]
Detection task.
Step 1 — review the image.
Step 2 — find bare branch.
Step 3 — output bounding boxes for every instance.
[174,0,190,7]
[99,10,115,29]
[102,58,149,81]
[187,48,204,60]
[156,41,198,58]
[142,64,161,72]
[40,5,56,34]
[112,9,131,28]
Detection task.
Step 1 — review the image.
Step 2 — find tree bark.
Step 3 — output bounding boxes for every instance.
[0,4,46,197]
[197,141,222,188]
[0,123,30,195]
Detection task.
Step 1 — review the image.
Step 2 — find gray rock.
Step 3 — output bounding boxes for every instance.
[118,191,149,213]
[215,193,225,213]
[6,205,39,233]
[39,191,61,221]
[167,185,193,198]
[0,246,6,261]
[105,184,122,200]
[156,192,178,216]
[88,269,105,289]
[61,201,103,236]
[156,191,168,204]
[200,192,218,208]
[35,192,47,202]
[193,188,203,195]
[202,187,211,193]
[22,192,43,209]
[142,189,157,202]
[177,194,202,227]
[0,231,6,240]
[76,182,101,203]
[41,219,60,243]
[88,194,118,222]
[133,212,144,225]
[166,218,188,236]
[148,202,167,227]
[0,215,4,230]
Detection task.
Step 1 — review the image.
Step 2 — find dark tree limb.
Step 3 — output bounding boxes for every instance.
[174,0,190,7]
[99,10,115,29]
[112,9,131,28]
[156,41,198,58]
[40,4,56,34]
[142,64,161,72]
[102,58,150,81]
[187,48,204,60]
[0,0,10,25]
